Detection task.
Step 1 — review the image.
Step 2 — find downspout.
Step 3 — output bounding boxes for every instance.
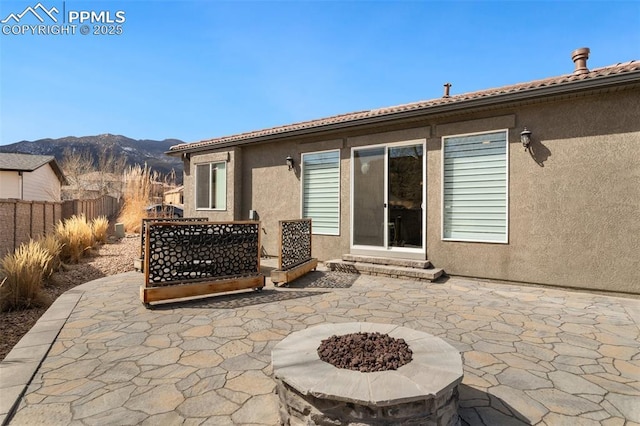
[18,171,23,200]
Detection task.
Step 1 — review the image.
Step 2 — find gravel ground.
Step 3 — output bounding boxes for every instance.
[0,235,140,361]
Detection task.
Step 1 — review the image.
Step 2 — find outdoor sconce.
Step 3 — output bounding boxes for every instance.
[286,156,294,171]
[520,127,532,151]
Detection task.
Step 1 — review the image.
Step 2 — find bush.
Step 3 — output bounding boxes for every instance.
[118,164,156,233]
[91,216,109,244]
[56,214,95,263]
[36,234,63,281]
[0,241,52,312]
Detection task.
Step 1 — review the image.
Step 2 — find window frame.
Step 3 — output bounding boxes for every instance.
[195,161,227,211]
[441,129,509,244]
[300,149,341,236]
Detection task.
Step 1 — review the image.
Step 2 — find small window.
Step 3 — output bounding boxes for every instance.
[442,130,508,243]
[196,162,226,210]
[302,150,340,235]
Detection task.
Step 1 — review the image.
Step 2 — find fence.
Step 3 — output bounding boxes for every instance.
[141,221,265,305]
[61,196,122,221]
[0,195,122,257]
[0,200,63,257]
[271,219,317,286]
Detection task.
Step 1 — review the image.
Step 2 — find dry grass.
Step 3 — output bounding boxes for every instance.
[36,234,63,282]
[56,215,95,263]
[91,216,109,244]
[118,164,157,233]
[0,241,52,312]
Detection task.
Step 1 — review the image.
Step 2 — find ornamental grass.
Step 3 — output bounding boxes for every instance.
[118,164,156,233]
[91,216,110,244]
[56,214,95,263]
[36,234,63,282]
[0,241,52,312]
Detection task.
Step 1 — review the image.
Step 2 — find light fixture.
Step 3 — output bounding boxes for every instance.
[361,158,370,175]
[286,156,294,171]
[520,127,532,150]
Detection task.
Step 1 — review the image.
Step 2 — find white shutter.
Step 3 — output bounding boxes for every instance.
[302,151,340,235]
[443,131,508,242]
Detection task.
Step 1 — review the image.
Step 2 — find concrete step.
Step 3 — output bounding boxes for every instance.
[325,259,444,282]
[342,254,432,269]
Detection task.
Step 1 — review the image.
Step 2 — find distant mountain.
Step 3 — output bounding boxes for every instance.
[0,134,184,182]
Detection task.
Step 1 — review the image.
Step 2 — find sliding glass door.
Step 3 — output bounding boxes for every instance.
[351,141,425,256]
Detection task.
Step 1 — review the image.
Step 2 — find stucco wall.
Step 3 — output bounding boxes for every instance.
[183,149,238,222]
[183,87,639,294]
[237,137,354,260]
[427,90,640,294]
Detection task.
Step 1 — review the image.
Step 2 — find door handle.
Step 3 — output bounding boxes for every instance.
[383,203,387,208]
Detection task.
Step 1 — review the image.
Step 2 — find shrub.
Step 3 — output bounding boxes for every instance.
[56,214,95,263]
[118,164,156,233]
[91,216,109,244]
[0,241,52,312]
[36,234,63,281]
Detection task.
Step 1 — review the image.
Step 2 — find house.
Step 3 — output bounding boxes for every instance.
[169,48,640,295]
[163,185,184,206]
[0,153,68,202]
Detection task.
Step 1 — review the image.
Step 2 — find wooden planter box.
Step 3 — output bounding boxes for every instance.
[141,221,264,306]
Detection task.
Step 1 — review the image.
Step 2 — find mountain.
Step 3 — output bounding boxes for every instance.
[0,134,184,182]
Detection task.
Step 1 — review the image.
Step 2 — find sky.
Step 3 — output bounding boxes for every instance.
[0,1,639,146]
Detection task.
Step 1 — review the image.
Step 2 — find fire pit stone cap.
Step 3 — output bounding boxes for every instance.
[272,322,463,407]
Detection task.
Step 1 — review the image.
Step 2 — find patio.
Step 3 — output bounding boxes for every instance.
[1,263,639,425]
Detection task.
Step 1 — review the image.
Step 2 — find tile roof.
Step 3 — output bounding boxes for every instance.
[170,60,640,153]
[0,153,68,184]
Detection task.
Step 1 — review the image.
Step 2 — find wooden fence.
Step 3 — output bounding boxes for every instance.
[0,195,122,257]
[61,196,122,221]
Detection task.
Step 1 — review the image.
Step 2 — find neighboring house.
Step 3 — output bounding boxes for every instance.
[62,171,124,200]
[169,48,640,294]
[163,185,184,205]
[0,153,68,202]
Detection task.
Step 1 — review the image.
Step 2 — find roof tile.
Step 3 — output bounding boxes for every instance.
[171,60,639,152]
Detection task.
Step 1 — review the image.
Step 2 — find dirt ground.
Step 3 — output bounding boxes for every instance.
[0,235,140,361]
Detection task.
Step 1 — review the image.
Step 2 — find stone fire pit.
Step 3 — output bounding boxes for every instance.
[272,323,463,425]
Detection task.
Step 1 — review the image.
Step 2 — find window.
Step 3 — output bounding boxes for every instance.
[196,162,226,210]
[442,130,508,243]
[302,150,340,235]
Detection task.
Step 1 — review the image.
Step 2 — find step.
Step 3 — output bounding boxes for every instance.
[325,259,444,282]
[342,254,432,269]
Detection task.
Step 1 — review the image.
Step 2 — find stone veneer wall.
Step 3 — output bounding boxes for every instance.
[276,380,460,426]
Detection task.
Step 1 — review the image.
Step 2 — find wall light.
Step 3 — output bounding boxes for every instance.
[286,156,294,171]
[520,127,532,150]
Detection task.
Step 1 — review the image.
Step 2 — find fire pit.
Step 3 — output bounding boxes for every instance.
[272,323,463,425]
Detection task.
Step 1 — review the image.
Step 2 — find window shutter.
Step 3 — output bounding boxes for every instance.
[302,151,340,235]
[443,131,507,242]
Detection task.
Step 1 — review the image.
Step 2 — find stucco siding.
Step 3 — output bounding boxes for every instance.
[181,86,639,294]
[183,150,236,222]
[427,90,640,294]
[0,171,21,199]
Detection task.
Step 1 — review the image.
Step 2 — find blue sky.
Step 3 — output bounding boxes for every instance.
[1,1,639,145]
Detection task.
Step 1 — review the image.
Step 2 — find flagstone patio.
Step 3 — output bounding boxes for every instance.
[1,263,638,425]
